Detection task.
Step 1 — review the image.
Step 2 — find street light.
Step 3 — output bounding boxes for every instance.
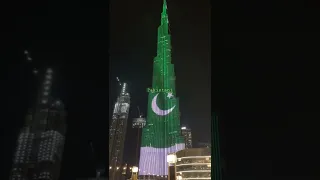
[132,166,138,173]
[176,175,182,180]
[132,166,139,180]
[167,154,177,164]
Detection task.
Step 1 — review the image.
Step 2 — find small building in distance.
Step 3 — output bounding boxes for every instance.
[181,126,192,149]
[132,116,146,128]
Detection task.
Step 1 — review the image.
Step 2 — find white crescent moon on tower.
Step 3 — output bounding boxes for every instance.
[151,93,176,116]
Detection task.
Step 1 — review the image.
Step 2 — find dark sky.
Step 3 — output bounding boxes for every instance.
[3,0,210,179]
[4,0,320,180]
[212,3,320,179]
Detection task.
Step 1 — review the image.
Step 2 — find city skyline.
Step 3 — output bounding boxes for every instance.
[110,0,211,168]
[4,0,210,179]
[5,0,317,179]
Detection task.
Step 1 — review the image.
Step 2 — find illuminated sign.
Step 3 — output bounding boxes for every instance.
[147,88,173,93]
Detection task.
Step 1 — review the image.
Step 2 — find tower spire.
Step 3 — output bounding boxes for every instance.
[138,0,185,177]
[161,0,169,25]
[162,0,167,14]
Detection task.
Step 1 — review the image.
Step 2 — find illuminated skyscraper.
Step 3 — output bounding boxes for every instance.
[181,126,192,149]
[138,0,185,178]
[10,68,67,180]
[109,83,130,180]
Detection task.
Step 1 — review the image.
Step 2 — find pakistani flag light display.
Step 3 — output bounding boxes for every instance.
[138,0,185,177]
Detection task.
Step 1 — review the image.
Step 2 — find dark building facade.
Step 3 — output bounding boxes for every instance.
[198,142,211,148]
[10,68,67,180]
[181,126,192,149]
[76,178,107,180]
[212,113,222,180]
[109,83,130,180]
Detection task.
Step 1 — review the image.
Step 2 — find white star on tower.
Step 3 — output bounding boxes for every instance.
[167,92,174,99]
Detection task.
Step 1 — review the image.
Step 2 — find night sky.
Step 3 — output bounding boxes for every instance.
[3,0,320,180]
[212,3,320,179]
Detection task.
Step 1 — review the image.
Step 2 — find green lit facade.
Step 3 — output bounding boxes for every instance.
[138,0,185,177]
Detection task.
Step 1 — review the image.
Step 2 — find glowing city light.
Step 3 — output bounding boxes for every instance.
[132,166,138,173]
[46,75,52,79]
[33,69,38,74]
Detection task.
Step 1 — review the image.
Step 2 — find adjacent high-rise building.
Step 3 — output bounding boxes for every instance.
[132,116,146,128]
[181,126,192,149]
[10,68,67,180]
[138,0,185,178]
[109,83,130,180]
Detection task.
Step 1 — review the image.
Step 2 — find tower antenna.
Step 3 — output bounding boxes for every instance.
[137,106,141,117]
[24,50,38,75]
[24,50,32,62]
[116,77,122,86]
[90,141,94,155]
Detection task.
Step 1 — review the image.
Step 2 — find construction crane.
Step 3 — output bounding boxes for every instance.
[90,142,105,180]
[116,77,121,86]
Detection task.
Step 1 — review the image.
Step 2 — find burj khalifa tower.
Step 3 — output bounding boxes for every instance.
[138,0,185,178]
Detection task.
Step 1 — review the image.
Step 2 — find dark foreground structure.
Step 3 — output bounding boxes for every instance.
[10,68,67,180]
[212,113,222,180]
